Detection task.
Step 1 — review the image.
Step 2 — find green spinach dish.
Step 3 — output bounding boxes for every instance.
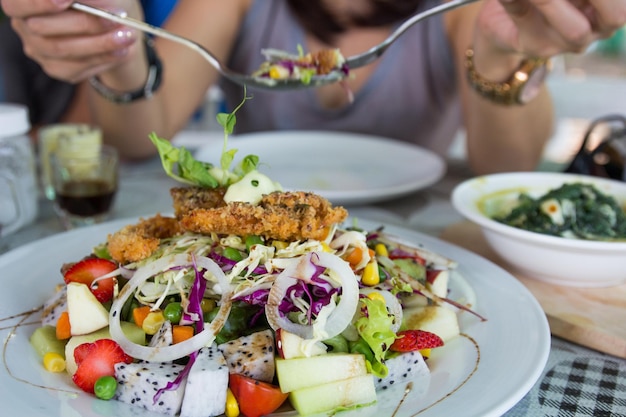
[492,182,626,241]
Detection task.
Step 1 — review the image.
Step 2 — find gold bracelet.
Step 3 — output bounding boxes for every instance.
[465,48,549,105]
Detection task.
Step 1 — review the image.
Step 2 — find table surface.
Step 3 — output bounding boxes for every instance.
[1,135,625,417]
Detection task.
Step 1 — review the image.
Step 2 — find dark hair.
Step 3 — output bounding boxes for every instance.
[286,0,425,44]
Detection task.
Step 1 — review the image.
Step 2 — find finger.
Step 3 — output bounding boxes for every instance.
[587,0,626,35]
[0,0,72,18]
[24,9,123,37]
[500,0,596,50]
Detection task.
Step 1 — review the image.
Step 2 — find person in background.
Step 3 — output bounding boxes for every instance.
[0,0,176,138]
[3,0,625,174]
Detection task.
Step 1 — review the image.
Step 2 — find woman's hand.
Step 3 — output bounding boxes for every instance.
[1,0,142,83]
[477,0,626,58]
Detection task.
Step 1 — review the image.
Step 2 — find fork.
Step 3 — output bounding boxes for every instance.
[344,0,480,69]
[72,0,478,91]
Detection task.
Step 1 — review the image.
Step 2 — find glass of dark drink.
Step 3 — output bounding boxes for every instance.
[50,144,118,229]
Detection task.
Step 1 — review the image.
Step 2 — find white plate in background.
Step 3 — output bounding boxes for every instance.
[194,131,446,205]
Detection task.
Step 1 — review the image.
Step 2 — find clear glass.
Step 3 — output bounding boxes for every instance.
[50,144,118,229]
[38,124,102,201]
[0,133,38,236]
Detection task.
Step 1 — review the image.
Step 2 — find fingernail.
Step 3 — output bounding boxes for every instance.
[112,29,135,45]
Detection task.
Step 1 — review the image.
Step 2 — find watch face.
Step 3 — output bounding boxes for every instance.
[519,64,548,104]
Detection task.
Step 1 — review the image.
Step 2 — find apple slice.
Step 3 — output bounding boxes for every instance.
[289,374,377,416]
[275,353,367,393]
[275,328,327,359]
[66,282,109,336]
[401,305,460,343]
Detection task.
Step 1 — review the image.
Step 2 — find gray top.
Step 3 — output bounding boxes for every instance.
[220,0,461,156]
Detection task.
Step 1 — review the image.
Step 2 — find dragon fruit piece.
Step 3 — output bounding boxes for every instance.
[149,321,173,348]
[41,285,67,326]
[114,361,187,416]
[180,344,229,417]
[218,329,275,382]
[375,351,430,391]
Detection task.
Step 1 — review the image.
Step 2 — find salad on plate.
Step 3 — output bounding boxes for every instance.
[27,98,484,417]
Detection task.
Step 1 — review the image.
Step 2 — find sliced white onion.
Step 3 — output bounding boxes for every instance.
[265,251,359,340]
[359,288,403,333]
[109,254,232,362]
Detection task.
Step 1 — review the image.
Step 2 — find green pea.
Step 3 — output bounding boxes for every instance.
[200,298,216,315]
[323,334,349,353]
[164,302,183,324]
[94,375,117,400]
[245,235,264,251]
[223,247,243,261]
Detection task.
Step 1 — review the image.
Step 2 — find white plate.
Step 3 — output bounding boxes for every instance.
[194,131,446,205]
[0,217,549,417]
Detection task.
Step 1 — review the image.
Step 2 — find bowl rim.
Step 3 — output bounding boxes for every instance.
[451,172,626,252]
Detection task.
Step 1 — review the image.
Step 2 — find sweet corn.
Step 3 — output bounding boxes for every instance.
[420,348,432,359]
[272,240,288,250]
[269,65,289,80]
[366,291,386,304]
[361,261,380,286]
[43,352,66,373]
[374,243,388,257]
[225,388,240,417]
[142,311,166,335]
[321,242,332,252]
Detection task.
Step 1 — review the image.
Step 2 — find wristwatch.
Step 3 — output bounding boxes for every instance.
[465,48,549,106]
[89,37,163,104]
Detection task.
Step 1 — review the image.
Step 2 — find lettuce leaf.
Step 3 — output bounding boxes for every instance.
[354,298,396,378]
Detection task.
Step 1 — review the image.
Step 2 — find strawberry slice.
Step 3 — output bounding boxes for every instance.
[63,258,118,303]
[389,330,444,352]
[72,339,133,394]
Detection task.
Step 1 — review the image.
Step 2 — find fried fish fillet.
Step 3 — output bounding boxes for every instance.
[179,190,348,241]
[107,214,182,264]
[171,186,227,217]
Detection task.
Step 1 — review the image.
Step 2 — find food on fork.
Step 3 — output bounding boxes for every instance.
[252,47,349,83]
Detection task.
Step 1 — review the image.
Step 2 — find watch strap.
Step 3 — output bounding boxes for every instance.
[89,37,163,104]
[464,48,548,106]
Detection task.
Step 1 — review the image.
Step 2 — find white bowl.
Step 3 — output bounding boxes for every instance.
[451,172,626,287]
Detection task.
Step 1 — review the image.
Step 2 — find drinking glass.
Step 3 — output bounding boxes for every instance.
[38,124,102,201]
[50,144,118,229]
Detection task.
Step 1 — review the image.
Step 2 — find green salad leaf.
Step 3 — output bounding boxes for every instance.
[354,298,396,378]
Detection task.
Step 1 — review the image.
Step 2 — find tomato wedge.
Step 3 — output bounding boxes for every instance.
[229,374,288,417]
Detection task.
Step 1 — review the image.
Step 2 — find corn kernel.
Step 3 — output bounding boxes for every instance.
[225,388,240,417]
[366,292,386,304]
[374,243,388,257]
[269,65,288,80]
[321,242,332,252]
[272,240,288,250]
[43,352,66,373]
[361,261,380,286]
[419,348,432,358]
[142,311,166,335]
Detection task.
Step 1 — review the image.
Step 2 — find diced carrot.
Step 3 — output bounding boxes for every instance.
[345,247,364,268]
[56,311,71,340]
[172,325,194,344]
[132,305,152,327]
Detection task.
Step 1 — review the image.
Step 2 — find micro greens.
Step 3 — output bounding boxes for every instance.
[150,87,258,187]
